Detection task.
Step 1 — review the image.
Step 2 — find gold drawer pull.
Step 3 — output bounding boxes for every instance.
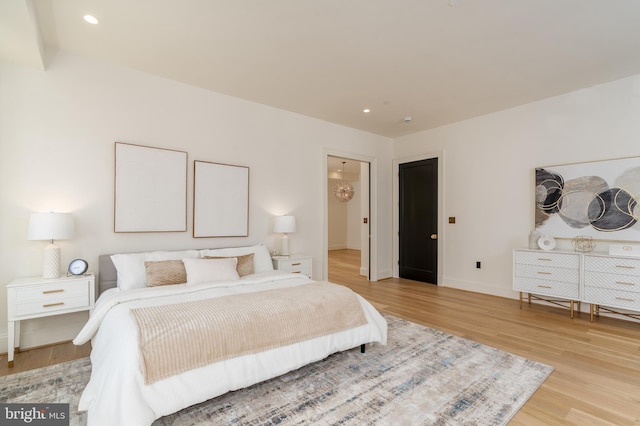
[292,271,301,274]
[615,297,635,302]
[616,265,635,269]
[537,271,552,275]
[43,289,64,294]
[291,262,301,266]
[43,302,64,308]
[615,281,635,286]
[537,285,552,289]
[537,258,552,261]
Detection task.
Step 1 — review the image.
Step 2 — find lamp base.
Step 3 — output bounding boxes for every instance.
[43,243,60,279]
[280,234,290,256]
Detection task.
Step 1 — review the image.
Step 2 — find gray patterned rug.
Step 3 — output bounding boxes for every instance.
[0,315,553,425]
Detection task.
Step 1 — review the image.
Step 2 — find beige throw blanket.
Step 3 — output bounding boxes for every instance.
[130,282,368,384]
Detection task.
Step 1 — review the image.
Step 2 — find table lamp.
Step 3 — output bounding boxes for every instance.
[28,212,75,278]
[273,215,296,256]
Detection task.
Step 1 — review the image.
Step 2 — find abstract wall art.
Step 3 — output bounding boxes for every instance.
[535,156,640,241]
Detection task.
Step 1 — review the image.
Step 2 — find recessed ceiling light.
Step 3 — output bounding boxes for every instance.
[83,15,100,24]
[363,108,371,113]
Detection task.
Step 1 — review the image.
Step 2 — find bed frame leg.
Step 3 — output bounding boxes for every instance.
[360,344,365,353]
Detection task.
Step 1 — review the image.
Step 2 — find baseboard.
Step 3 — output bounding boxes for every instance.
[442,276,515,299]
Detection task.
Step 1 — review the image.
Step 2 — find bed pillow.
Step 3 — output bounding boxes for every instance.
[144,260,187,286]
[183,257,240,285]
[203,253,254,277]
[111,249,200,290]
[199,244,273,273]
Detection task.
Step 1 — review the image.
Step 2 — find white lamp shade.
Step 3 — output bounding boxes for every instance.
[273,215,296,234]
[28,212,75,241]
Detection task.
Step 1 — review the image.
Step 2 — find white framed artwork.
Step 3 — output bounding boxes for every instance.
[193,160,249,238]
[114,142,188,233]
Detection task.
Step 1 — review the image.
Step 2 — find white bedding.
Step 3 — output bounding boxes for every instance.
[74,271,387,426]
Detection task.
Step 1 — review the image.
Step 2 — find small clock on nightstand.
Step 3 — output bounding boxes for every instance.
[68,258,89,276]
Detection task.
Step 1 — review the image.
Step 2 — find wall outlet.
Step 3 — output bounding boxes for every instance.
[476,261,481,269]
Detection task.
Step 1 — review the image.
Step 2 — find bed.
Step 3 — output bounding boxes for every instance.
[73,244,387,426]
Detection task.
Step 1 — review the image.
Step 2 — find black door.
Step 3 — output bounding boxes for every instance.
[399,158,438,284]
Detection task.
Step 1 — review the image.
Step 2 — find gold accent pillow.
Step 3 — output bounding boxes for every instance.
[144,260,187,286]
[204,253,254,277]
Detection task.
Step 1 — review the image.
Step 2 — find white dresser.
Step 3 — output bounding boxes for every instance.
[514,248,640,322]
[583,253,640,321]
[272,255,312,279]
[513,249,581,318]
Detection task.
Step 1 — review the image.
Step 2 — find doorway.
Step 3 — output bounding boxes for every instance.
[327,155,370,281]
[399,158,438,284]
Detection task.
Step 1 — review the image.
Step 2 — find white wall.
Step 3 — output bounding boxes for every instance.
[0,52,393,351]
[394,74,640,298]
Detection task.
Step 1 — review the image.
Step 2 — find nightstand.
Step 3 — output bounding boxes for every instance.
[6,274,95,367]
[272,255,312,279]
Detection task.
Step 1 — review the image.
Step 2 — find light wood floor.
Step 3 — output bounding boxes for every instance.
[2,249,639,425]
[329,249,640,425]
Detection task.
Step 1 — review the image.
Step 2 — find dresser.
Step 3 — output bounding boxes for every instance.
[513,249,581,318]
[514,249,640,322]
[272,255,312,278]
[6,274,95,367]
[583,253,640,322]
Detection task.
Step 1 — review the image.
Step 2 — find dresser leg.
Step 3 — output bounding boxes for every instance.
[570,300,574,319]
[519,292,522,309]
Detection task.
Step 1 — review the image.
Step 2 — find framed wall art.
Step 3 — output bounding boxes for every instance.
[193,160,249,238]
[114,142,188,233]
[535,156,640,241]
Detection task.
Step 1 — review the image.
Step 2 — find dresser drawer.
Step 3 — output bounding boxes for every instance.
[584,255,640,276]
[514,251,579,269]
[583,286,640,311]
[514,264,579,283]
[513,277,579,299]
[584,271,640,293]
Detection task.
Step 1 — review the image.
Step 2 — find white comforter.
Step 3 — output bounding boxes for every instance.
[73,271,387,426]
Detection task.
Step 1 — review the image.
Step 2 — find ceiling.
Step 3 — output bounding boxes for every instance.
[3,1,640,138]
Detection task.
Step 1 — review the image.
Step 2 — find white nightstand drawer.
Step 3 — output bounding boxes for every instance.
[15,294,90,317]
[514,250,580,268]
[272,256,312,278]
[513,277,579,299]
[14,281,89,303]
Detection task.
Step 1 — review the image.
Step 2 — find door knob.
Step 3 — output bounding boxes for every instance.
[430,234,437,240]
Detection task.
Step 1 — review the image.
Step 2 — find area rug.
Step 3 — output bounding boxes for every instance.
[0,315,552,425]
